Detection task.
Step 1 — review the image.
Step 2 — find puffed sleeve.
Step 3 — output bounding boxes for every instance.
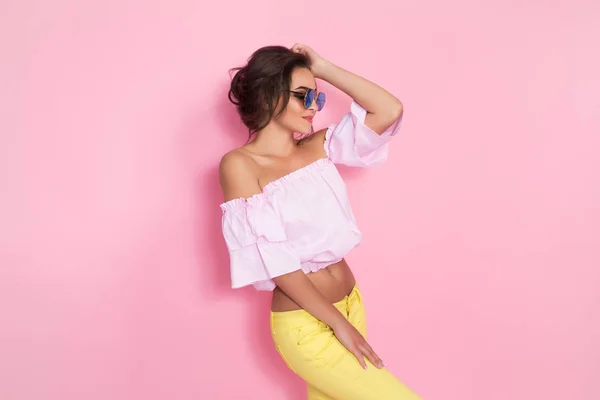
[324,100,403,167]
[220,196,302,291]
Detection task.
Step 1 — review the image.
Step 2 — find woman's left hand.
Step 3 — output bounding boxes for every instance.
[291,43,329,78]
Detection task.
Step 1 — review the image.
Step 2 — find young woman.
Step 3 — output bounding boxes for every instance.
[219,43,421,400]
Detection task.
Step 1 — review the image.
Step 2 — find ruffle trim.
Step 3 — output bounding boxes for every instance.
[220,157,332,214]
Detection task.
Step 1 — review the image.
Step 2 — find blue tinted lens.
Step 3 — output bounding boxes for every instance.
[304,89,315,108]
[316,92,326,111]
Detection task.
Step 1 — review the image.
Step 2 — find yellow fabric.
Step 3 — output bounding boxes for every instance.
[270,286,422,400]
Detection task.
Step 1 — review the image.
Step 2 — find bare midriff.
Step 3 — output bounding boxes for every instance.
[270,259,357,312]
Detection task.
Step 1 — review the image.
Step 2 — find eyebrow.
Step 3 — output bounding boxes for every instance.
[294,85,317,91]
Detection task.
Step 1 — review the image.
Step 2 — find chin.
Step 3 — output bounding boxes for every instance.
[292,126,313,140]
[301,122,315,134]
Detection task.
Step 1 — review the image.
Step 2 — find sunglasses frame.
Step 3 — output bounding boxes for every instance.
[287,88,326,111]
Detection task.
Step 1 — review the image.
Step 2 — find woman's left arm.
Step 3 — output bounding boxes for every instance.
[291,43,403,135]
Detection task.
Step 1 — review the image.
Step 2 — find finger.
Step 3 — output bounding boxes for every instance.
[365,342,384,367]
[360,343,384,369]
[293,44,306,54]
[352,349,368,370]
[358,343,378,368]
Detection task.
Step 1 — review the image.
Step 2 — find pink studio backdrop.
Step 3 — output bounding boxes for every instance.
[1,1,599,399]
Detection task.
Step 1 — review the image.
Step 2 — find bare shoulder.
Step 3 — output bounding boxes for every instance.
[219,149,261,202]
[219,148,253,175]
[311,128,328,144]
[300,128,328,157]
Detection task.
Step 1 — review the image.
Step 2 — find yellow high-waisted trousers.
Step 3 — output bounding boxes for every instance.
[270,285,422,400]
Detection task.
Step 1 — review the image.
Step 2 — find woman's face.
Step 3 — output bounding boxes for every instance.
[276,67,319,138]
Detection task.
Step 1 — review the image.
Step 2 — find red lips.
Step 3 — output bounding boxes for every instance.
[303,116,314,123]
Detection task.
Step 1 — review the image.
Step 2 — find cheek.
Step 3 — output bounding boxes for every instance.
[286,98,305,115]
[281,100,303,123]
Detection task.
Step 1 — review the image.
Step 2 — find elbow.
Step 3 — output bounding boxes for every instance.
[380,101,403,126]
[390,100,403,121]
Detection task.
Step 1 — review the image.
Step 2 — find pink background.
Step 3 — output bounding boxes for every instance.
[1,1,599,399]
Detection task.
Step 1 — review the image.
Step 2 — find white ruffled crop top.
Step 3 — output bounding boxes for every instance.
[220,101,402,291]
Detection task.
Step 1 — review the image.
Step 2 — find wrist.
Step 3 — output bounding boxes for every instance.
[312,59,335,80]
[329,314,349,331]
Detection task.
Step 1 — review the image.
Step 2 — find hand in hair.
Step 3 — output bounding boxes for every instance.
[290,43,329,79]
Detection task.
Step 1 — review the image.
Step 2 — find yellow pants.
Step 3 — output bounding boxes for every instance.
[270,286,422,400]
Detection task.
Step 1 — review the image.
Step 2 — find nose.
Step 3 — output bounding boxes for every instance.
[307,96,317,111]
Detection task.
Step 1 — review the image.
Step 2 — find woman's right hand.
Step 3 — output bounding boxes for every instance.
[332,319,385,370]
[270,271,386,370]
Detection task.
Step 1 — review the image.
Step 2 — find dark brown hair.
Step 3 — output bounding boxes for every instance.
[228,45,311,140]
